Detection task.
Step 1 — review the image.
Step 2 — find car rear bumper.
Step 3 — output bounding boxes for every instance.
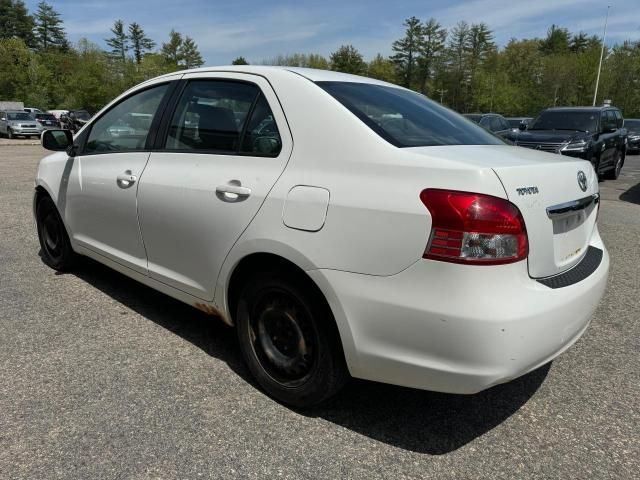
[308,229,608,394]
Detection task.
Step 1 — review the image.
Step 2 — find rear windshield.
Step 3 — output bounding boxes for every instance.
[529,111,598,132]
[7,112,33,120]
[317,82,504,148]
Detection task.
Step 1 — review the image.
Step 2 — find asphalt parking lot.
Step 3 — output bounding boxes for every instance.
[0,143,638,479]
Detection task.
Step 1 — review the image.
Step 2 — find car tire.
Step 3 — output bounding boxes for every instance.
[235,271,349,408]
[605,150,623,180]
[7,128,13,139]
[35,195,76,271]
[590,155,601,178]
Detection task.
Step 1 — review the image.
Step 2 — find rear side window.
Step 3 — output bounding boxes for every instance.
[317,81,504,147]
[613,110,623,128]
[85,84,168,153]
[239,93,282,156]
[165,80,281,156]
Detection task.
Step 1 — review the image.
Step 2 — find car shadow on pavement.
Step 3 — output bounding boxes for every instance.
[66,255,550,456]
[619,182,640,205]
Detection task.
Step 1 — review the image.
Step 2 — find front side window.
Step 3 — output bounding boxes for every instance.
[490,116,504,132]
[318,82,504,147]
[85,84,169,153]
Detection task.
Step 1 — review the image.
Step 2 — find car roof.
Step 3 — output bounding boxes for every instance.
[544,106,619,112]
[151,65,396,87]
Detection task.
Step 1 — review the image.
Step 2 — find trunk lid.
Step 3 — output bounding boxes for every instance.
[406,145,599,278]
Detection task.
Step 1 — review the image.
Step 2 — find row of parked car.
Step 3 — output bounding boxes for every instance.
[0,108,92,139]
[464,107,640,180]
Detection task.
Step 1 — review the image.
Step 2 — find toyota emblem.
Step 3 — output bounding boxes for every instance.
[577,170,587,192]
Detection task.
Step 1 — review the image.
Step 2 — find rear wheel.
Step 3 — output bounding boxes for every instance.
[35,195,76,271]
[605,149,623,180]
[236,272,348,407]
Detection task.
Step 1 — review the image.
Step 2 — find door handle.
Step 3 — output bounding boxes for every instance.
[116,170,137,189]
[215,182,251,202]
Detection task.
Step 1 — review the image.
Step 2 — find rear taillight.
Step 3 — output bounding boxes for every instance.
[420,189,528,265]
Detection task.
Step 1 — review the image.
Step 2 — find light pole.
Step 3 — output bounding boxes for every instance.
[593,5,610,106]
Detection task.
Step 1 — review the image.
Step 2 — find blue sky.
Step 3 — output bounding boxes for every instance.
[26,0,640,64]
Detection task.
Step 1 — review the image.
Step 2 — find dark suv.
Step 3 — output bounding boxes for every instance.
[624,119,640,154]
[504,106,627,180]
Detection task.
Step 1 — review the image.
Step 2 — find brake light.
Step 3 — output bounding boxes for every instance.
[420,189,528,265]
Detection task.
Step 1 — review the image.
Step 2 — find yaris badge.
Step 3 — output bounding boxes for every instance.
[577,171,587,192]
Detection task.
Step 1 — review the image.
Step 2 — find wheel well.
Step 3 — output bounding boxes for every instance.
[227,253,329,326]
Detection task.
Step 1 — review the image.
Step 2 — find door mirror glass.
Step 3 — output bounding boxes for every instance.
[42,129,73,151]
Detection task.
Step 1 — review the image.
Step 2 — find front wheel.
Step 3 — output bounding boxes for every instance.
[36,195,76,271]
[7,128,13,139]
[236,272,349,407]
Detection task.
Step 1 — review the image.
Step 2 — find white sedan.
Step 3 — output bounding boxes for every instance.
[34,66,608,407]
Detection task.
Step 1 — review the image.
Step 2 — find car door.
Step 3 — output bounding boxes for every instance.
[63,80,176,274]
[137,73,292,300]
[600,110,617,168]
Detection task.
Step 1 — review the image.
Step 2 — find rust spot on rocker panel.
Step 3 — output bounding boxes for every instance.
[193,302,232,326]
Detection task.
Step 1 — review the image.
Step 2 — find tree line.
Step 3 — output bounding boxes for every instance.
[1,2,639,117]
[258,17,640,117]
[0,0,204,112]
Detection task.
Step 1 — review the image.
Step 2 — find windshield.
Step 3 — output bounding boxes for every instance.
[529,111,598,132]
[318,82,504,147]
[624,120,640,131]
[7,112,33,121]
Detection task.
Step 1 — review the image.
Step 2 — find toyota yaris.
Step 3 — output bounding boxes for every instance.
[34,66,608,407]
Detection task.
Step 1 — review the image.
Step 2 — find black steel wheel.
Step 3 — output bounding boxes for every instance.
[236,272,348,407]
[36,195,76,271]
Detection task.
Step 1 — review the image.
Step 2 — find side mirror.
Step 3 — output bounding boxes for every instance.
[42,129,73,151]
[0,117,6,121]
[518,123,527,131]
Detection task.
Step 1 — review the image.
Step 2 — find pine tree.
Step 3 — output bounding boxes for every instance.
[179,36,204,68]
[128,22,155,64]
[540,25,570,55]
[232,56,249,65]
[33,1,66,50]
[105,19,129,61]
[161,29,183,65]
[417,18,447,94]
[0,0,36,47]
[390,16,423,87]
[569,32,589,53]
[329,44,366,75]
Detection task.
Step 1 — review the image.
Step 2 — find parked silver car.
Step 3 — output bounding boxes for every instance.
[0,110,41,139]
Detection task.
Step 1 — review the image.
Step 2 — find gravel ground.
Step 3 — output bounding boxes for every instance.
[0,145,638,479]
